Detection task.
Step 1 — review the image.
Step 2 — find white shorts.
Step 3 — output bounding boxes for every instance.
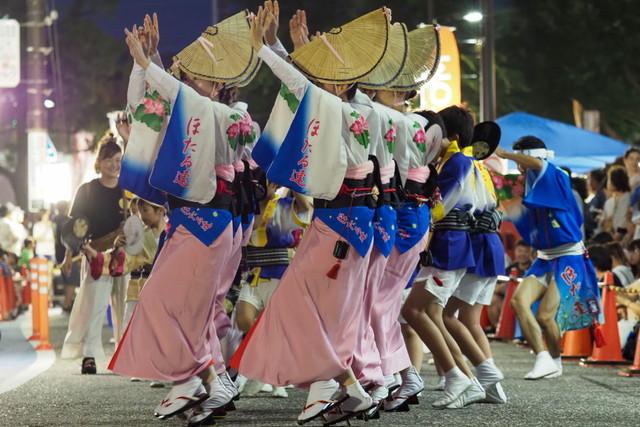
[237,277,280,312]
[398,287,412,325]
[452,273,498,306]
[420,266,467,307]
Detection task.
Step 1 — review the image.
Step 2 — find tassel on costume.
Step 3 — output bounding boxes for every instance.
[327,261,341,279]
[593,322,606,348]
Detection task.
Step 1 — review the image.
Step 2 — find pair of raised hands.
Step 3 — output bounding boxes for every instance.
[250,0,310,52]
[124,13,160,69]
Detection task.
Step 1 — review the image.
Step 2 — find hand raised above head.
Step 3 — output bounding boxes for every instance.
[263,0,279,45]
[144,13,160,55]
[248,6,267,51]
[124,25,151,69]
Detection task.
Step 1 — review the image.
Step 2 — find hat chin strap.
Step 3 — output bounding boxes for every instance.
[518,148,555,160]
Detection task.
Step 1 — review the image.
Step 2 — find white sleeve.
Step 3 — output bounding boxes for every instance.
[150,52,164,69]
[258,45,308,100]
[268,38,289,60]
[144,62,180,105]
[127,62,146,110]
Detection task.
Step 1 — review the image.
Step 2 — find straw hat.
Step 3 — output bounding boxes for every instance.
[172,10,256,84]
[388,25,440,91]
[359,22,409,89]
[232,53,262,88]
[290,8,390,84]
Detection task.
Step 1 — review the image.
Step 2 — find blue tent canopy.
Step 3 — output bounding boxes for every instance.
[496,112,629,173]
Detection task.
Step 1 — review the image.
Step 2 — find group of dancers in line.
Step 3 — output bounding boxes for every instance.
[59,1,602,426]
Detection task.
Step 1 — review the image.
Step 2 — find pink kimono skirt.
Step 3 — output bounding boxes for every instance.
[350,246,386,386]
[109,224,233,381]
[231,218,372,386]
[370,235,427,375]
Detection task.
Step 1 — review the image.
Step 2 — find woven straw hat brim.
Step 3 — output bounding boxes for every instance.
[359,22,409,89]
[230,54,262,88]
[388,25,440,91]
[173,10,255,83]
[290,8,390,84]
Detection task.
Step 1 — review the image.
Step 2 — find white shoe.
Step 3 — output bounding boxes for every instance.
[476,359,504,389]
[322,382,374,426]
[384,366,424,411]
[297,380,341,425]
[241,379,264,396]
[130,377,142,382]
[546,359,563,379]
[432,375,472,408]
[524,351,560,380]
[219,371,239,399]
[384,374,400,393]
[235,374,248,393]
[153,376,207,419]
[187,376,235,425]
[429,375,445,391]
[484,382,508,404]
[445,378,486,409]
[150,381,165,388]
[272,386,289,398]
[261,383,274,393]
[370,385,389,404]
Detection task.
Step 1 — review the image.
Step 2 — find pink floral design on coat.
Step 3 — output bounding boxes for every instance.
[350,115,369,136]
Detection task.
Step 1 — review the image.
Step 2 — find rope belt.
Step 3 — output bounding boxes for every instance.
[433,209,474,231]
[245,246,292,269]
[471,209,503,234]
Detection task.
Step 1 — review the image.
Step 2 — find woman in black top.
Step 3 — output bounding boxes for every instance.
[60,136,127,374]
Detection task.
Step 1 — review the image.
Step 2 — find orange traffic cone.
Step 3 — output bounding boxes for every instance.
[35,258,52,351]
[495,271,519,340]
[561,328,593,359]
[0,274,7,320]
[28,260,40,341]
[580,272,629,366]
[618,327,640,377]
[480,306,491,330]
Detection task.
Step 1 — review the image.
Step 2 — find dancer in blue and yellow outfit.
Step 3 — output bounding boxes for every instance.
[497,136,601,380]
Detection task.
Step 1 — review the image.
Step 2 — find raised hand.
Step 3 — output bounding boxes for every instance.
[124,25,150,69]
[115,112,131,144]
[289,9,310,51]
[145,13,160,55]
[248,6,269,51]
[264,0,279,45]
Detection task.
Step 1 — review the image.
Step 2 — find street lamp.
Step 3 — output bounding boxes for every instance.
[463,11,483,23]
[43,98,55,109]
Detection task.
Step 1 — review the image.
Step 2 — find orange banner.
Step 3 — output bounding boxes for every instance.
[420,26,461,111]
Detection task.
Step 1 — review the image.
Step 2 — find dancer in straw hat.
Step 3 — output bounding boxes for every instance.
[496,137,601,380]
[357,25,443,412]
[231,6,391,425]
[110,10,261,425]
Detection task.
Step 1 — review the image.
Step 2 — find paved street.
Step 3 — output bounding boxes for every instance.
[1,310,639,427]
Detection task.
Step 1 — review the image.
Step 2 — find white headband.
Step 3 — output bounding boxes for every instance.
[517,148,555,160]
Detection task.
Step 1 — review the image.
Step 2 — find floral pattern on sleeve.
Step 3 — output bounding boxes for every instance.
[349,111,370,149]
[384,119,397,154]
[227,113,257,150]
[412,121,426,153]
[133,90,171,132]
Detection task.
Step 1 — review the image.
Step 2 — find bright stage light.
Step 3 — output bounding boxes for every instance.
[463,11,483,23]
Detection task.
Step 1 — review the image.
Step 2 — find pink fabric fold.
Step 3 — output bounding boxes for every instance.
[233,160,245,173]
[380,163,395,185]
[216,164,235,182]
[345,161,374,180]
[407,166,430,184]
[108,224,233,382]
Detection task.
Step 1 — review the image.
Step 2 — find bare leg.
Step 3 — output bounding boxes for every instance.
[488,284,505,327]
[401,286,457,373]
[401,323,424,371]
[511,276,547,354]
[63,284,76,310]
[428,302,474,377]
[443,297,488,366]
[235,301,259,334]
[459,303,493,359]
[536,279,562,358]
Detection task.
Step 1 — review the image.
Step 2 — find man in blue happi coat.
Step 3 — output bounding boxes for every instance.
[497,136,601,380]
